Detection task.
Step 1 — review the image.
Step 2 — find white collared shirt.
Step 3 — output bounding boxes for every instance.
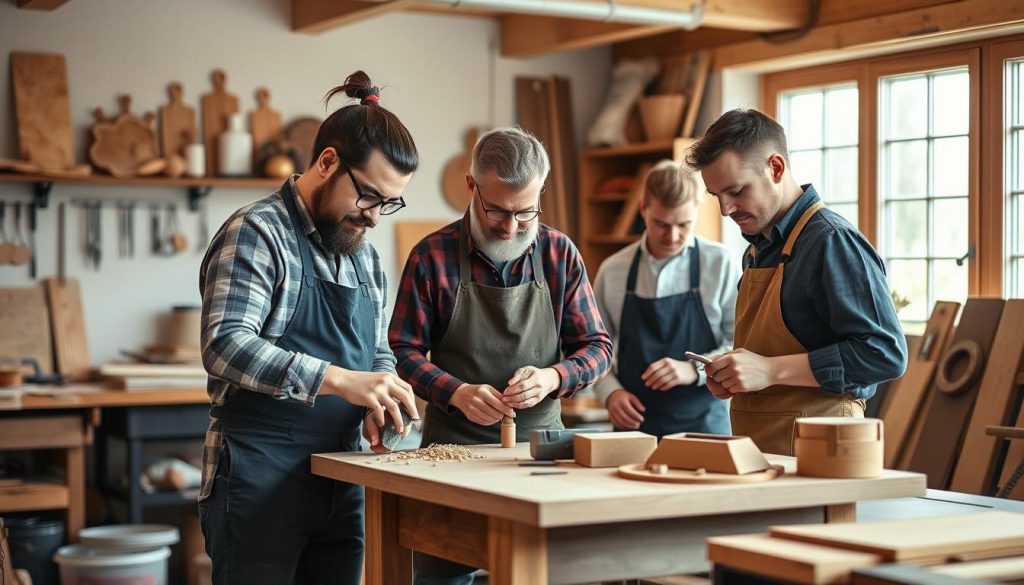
[591,234,741,404]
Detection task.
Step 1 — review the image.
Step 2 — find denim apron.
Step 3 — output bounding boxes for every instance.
[201,181,375,585]
[617,241,729,438]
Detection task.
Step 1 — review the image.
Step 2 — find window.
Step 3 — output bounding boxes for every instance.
[778,84,860,227]
[877,68,971,326]
[1007,58,1024,296]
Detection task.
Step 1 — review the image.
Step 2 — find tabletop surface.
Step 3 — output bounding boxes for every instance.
[0,383,208,411]
[312,444,926,528]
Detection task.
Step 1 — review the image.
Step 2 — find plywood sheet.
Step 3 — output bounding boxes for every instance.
[950,299,1024,494]
[882,301,959,468]
[0,286,53,374]
[907,297,1004,488]
[44,277,91,381]
[10,52,74,168]
[708,533,881,584]
[770,511,1024,563]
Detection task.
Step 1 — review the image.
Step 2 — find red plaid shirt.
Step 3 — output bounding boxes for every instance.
[388,219,612,412]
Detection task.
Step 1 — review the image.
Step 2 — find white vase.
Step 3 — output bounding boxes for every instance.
[185,143,206,177]
[219,114,252,177]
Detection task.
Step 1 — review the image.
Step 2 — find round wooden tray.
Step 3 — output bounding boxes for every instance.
[617,464,785,484]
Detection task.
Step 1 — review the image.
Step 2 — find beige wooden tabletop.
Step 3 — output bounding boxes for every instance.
[312,444,926,528]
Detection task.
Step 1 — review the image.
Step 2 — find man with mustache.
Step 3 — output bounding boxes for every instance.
[198,71,419,585]
[592,160,740,438]
[389,126,612,585]
[688,108,907,455]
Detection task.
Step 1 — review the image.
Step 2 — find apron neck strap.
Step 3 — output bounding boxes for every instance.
[688,238,700,291]
[781,201,825,262]
[281,181,317,276]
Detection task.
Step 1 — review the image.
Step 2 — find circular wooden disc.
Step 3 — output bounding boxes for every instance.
[284,117,322,171]
[935,339,983,394]
[617,464,784,484]
[441,128,478,212]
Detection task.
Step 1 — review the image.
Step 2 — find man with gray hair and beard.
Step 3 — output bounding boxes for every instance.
[389,126,612,585]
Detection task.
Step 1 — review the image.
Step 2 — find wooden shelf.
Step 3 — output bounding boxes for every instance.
[0,481,69,512]
[589,235,641,245]
[583,139,678,158]
[0,171,282,189]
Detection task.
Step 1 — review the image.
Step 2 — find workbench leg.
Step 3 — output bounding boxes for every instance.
[825,503,856,523]
[488,516,547,585]
[66,445,85,541]
[364,488,412,585]
[128,438,144,523]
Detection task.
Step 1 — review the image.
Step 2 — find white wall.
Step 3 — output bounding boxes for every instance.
[0,0,610,364]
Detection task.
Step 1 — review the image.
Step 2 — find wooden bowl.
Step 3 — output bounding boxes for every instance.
[794,418,883,478]
[637,94,687,141]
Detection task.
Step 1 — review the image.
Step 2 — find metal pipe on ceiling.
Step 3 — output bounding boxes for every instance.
[423,0,704,28]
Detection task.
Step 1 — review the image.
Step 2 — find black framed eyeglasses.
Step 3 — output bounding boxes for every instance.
[343,164,406,216]
[475,184,542,223]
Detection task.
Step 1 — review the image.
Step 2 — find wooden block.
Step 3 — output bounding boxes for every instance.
[646,433,770,474]
[160,82,197,158]
[882,301,959,468]
[249,87,283,171]
[908,297,1004,489]
[0,286,54,374]
[574,431,657,467]
[10,52,74,168]
[44,277,92,382]
[770,511,1024,563]
[950,299,1024,495]
[200,69,239,177]
[708,533,882,584]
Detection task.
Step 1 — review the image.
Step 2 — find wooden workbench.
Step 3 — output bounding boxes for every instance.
[5,383,208,410]
[312,444,926,585]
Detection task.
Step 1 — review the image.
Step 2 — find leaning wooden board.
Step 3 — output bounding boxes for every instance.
[707,533,882,585]
[1000,401,1024,501]
[44,278,91,382]
[770,511,1024,563]
[950,299,1024,495]
[10,52,75,169]
[882,301,960,468]
[0,287,53,374]
[907,297,1004,489]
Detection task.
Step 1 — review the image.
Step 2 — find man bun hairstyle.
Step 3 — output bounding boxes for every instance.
[686,108,789,171]
[312,70,418,175]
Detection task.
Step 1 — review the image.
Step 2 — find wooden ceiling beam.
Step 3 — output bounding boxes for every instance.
[502,15,676,58]
[293,0,414,33]
[17,0,71,10]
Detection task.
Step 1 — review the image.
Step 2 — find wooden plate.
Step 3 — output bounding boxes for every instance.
[617,463,784,484]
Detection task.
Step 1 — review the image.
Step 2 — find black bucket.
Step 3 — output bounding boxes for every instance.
[5,516,64,585]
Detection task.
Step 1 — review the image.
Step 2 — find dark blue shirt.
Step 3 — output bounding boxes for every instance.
[741,185,907,399]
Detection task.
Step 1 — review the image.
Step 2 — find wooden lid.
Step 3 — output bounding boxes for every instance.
[795,417,882,442]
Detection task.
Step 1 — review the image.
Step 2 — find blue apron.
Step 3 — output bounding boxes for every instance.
[616,241,730,438]
[202,181,374,585]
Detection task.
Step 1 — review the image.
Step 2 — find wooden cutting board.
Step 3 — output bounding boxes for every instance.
[249,87,283,172]
[284,117,322,172]
[950,299,1024,495]
[908,297,1004,489]
[707,533,882,584]
[201,69,239,177]
[770,511,1024,563]
[10,52,75,169]
[89,95,159,177]
[440,128,477,213]
[395,221,449,275]
[882,301,960,468]
[159,81,197,158]
[0,286,53,374]
[44,277,91,382]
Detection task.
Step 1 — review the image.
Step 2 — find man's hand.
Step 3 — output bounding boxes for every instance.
[502,366,561,409]
[321,366,419,431]
[704,348,775,396]
[641,357,698,391]
[606,389,645,430]
[362,411,410,454]
[451,383,515,426]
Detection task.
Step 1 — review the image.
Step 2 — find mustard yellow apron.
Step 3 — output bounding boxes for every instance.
[731,201,864,455]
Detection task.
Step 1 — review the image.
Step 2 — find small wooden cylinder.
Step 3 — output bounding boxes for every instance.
[794,417,883,478]
[501,416,516,448]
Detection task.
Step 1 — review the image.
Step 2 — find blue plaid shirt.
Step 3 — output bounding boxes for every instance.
[198,177,395,500]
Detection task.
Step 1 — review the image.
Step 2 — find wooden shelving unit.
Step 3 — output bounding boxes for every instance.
[577,137,721,274]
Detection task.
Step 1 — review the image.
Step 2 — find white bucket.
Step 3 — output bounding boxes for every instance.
[54,544,171,585]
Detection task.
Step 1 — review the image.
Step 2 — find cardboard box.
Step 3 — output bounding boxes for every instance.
[574,431,657,468]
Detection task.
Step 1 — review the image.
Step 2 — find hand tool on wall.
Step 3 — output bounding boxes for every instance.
[196,198,209,253]
[28,198,37,278]
[58,202,66,282]
[94,202,102,269]
[127,202,135,257]
[0,201,12,264]
[166,204,187,254]
[150,204,162,255]
[10,202,30,266]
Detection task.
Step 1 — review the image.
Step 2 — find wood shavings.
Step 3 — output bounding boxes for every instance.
[375,444,487,464]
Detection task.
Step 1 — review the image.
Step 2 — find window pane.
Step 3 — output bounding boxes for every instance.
[826,87,858,146]
[932,198,969,258]
[1016,194,1024,255]
[888,259,928,322]
[1017,63,1024,125]
[1017,259,1024,297]
[933,137,969,197]
[889,200,927,256]
[1015,130,1024,192]
[790,150,822,189]
[830,203,859,228]
[889,140,927,198]
[932,71,970,136]
[788,92,824,149]
[825,147,858,201]
[888,76,928,139]
[933,259,969,306]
